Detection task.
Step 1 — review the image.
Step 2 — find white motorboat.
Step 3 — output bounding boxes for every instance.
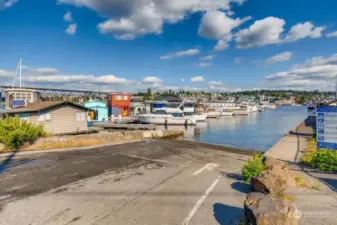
[268,103,277,110]
[221,109,234,116]
[182,100,207,122]
[138,108,196,125]
[206,108,219,118]
[233,107,249,115]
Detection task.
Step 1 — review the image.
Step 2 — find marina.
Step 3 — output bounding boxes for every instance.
[158,106,308,151]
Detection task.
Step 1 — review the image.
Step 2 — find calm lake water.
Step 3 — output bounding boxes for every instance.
[158,106,308,152]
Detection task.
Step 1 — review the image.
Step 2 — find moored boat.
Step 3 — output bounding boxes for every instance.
[138,108,196,125]
[221,109,234,116]
[206,108,219,118]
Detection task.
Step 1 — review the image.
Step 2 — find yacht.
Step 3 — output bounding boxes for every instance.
[138,108,196,125]
[206,108,219,118]
[221,109,234,116]
[233,107,249,115]
[182,100,207,122]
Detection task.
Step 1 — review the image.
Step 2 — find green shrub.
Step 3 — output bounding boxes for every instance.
[301,135,337,172]
[315,149,337,172]
[242,152,265,182]
[0,116,48,150]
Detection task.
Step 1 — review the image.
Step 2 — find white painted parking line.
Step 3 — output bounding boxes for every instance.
[182,175,222,225]
[192,163,218,176]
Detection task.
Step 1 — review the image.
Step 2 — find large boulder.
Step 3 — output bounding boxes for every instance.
[264,157,297,187]
[244,192,299,225]
[251,170,287,195]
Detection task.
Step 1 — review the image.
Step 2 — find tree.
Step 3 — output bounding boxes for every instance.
[147,88,152,96]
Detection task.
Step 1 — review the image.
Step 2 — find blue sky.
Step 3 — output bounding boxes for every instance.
[1,0,337,92]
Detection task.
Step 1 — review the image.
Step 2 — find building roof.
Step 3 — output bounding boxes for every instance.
[6,101,88,113]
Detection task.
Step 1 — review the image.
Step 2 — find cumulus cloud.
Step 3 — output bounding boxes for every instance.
[283,22,325,43]
[327,31,337,38]
[66,23,77,35]
[142,76,163,84]
[0,0,18,9]
[264,53,337,89]
[200,55,213,60]
[214,39,230,51]
[63,12,73,22]
[198,10,250,51]
[58,0,245,39]
[160,48,200,60]
[265,51,292,64]
[199,62,212,67]
[235,17,325,49]
[190,76,204,82]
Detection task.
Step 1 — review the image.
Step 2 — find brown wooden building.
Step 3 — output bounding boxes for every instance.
[6,101,89,135]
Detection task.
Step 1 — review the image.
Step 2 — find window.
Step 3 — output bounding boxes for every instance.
[76,112,86,121]
[38,113,51,123]
[123,95,128,100]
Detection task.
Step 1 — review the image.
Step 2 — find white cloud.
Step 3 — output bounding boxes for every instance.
[214,39,230,51]
[66,23,77,35]
[200,55,213,60]
[199,62,212,67]
[63,12,73,22]
[58,0,246,39]
[198,10,250,40]
[190,76,204,82]
[235,17,325,49]
[208,80,223,86]
[234,57,241,64]
[0,0,18,9]
[142,76,163,84]
[283,22,325,43]
[264,53,337,90]
[235,17,285,49]
[198,10,250,51]
[265,51,292,64]
[160,48,200,60]
[327,31,337,38]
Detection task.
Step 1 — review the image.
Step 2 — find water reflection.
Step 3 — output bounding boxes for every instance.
[156,106,307,152]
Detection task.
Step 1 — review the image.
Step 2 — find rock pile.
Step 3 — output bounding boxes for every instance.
[244,157,299,225]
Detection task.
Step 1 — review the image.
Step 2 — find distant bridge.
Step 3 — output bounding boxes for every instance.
[0,85,109,96]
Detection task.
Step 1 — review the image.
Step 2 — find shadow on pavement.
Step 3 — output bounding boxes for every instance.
[213,203,243,225]
[319,177,337,192]
[0,150,18,174]
[231,181,251,194]
[223,172,244,181]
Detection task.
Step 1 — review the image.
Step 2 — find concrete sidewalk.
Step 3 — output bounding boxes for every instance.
[265,121,337,225]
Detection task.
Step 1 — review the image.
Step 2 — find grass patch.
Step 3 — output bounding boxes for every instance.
[281,194,296,202]
[242,152,265,183]
[295,175,321,190]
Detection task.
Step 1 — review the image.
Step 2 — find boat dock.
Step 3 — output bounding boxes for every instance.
[94,122,156,130]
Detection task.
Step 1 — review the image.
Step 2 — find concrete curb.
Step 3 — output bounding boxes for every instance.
[0,140,142,158]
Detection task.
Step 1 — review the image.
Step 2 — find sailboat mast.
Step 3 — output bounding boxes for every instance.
[19,58,22,89]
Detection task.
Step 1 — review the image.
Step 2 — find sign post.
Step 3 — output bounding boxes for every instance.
[317,106,337,150]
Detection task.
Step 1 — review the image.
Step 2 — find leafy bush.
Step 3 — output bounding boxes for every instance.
[0,116,48,150]
[242,152,265,182]
[301,135,337,172]
[315,150,337,172]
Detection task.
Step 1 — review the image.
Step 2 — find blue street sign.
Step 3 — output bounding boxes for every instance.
[316,106,337,150]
